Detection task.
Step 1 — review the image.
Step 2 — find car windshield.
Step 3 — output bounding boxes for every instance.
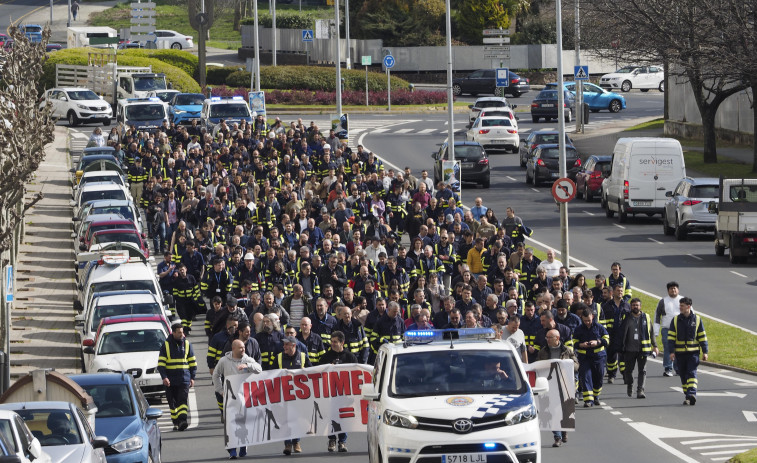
[455,145,484,160]
[152,91,175,102]
[81,190,126,205]
[81,176,123,186]
[477,101,506,109]
[209,103,249,118]
[481,118,512,127]
[14,409,82,446]
[615,66,636,74]
[92,232,140,247]
[67,90,100,101]
[596,161,612,175]
[537,90,558,100]
[89,206,134,222]
[389,350,526,397]
[690,185,719,198]
[91,302,162,331]
[535,134,560,144]
[542,148,578,159]
[133,77,166,91]
[88,223,134,239]
[92,280,156,295]
[98,328,166,355]
[728,186,757,202]
[24,26,42,33]
[79,156,117,170]
[125,104,165,121]
[81,384,135,418]
[175,94,204,105]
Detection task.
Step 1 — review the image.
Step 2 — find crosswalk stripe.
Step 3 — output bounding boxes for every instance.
[393,128,413,133]
[418,129,436,134]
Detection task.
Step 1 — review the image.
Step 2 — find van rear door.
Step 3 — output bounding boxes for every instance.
[627,140,685,209]
[651,141,685,208]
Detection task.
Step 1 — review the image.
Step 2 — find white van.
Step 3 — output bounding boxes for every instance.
[602,137,685,222]
[361,328,548,463]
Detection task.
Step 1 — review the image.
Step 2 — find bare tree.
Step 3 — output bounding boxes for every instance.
[581,0,748,164]
[0,26,55,267]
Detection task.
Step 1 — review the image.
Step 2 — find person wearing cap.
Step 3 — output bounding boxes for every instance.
[274,335,312,455]
[211,294,250,337]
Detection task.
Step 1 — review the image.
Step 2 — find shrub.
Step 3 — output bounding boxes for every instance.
[241,11,318,29]
[120,49,199,78]
[225,66,410,91]
[206,66,237,85]
[226,70,252,88]
[207,87,449,106]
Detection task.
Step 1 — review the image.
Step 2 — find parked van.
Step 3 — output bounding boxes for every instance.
[602,137,685,222]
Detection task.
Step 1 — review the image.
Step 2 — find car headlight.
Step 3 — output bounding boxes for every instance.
[174,109,186,114]
[504,404,537,426]
[110,435,142,453]
[76,104,89,110]
[383,410,418,429]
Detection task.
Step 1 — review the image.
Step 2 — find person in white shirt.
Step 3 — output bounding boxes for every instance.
[540,249,563,278]
[365,237,386,266]
[654,281,682,376]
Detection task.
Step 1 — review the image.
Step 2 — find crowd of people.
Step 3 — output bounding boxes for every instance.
[103,117,707,457]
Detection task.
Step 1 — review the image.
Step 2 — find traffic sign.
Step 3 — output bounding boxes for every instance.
[483,28,511,36]
[484,54,510,59]
[483,37,511,44]
[302,29,314,42]
[552,178,577,203]
[383,54,395,69]
[484,46,510,52]
[361,55,371,66]
[574,65,589,81]
[496,68,509,87]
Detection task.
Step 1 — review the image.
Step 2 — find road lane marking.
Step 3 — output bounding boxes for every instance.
[687,254,703,260]
[394,128,413,134]
[692,443,757,450]
[530,188,539,193]
[506,176,516,181]
[613,223,626,229]
[611,411,622,415]
[668,387,746,398]
[648,238,663,244]
[583,210,595,216]
[620,417,632,422]
[417,128,436,134]
[730,271,748,278]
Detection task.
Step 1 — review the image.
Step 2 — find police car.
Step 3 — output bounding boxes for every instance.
[361,328,548,463]
[200,96,252,133]
[115,97,168,131]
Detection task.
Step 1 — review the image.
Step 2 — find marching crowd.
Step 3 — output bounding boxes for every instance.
[100,116,708,457]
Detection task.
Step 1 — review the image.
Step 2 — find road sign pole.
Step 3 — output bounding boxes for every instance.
[556,0,569,268]
[445,0,454,162]
[575,0,583,133]
[334,0,342,116]
[365,64,368,106]
[386,68,391,111]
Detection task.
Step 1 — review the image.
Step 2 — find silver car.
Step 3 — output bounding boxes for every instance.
[663,177,720,240]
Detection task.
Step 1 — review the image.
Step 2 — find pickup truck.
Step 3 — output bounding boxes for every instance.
[710,178,757,263]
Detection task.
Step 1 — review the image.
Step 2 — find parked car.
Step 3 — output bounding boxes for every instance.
[80,219,141,252]
[465,115,519,153]
[519,130,574,167]
[70,182,131,216]
[89,229,149,258]
[169,93,205,125]
[45,44,62,52]
[19,25,43,43]
[0,409,51,463]
[575,155,612,201]
[663,177,720,240]
[75,171,127,196]
[154,30,193,50]
[530,89,575,123]
[525,144,581,185]
[432,140,490,188]
[146,89,180,104]
[599,65,665,92]
[69,373,162,463]
[452,70,530,97]
[467,96,515,125]
[39,88,112,127]
[0,402,108,463]
[563,82,627,113]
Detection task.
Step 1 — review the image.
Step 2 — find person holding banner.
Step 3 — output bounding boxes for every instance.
[276,336,313,455]
[537,329,578,447]
[320,330,357,452]
[213,339,262,459]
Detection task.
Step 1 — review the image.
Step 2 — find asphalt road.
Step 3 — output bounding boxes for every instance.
[1,0,59,34]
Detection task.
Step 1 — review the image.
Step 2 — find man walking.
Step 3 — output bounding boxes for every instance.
[158,323,197,431]
[320,331,357,452]
[71,1,80,22]
[572,308,609,407]
[276,336,313,455]
[537,329,578,447]
[668,297,708,405]
[619,298,657,399]
[654,281,682,376]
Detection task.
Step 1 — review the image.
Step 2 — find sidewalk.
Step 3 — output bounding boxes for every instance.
[21,1,118,44]
[9,125,78,379]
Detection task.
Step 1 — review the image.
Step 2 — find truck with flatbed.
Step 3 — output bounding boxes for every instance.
[710,178,757,263]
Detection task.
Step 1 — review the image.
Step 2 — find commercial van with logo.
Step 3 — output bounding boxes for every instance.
[361,328,548,463]
[602,137,685,222]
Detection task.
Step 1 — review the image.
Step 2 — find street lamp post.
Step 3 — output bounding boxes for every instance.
[334,0,342,116]
[556,0,570,267]
[253,0,261,91]
[345,0,351,70]
[445,0,454,162]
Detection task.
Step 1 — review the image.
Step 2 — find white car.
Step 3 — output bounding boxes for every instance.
[466,115,519,153]
[39,87,112,127]
[0,402,108,463]
[70,182,131,217]
[154,30,193,50]
[83,317,170,397]
[0,409,52,463]
[74,170,127,198]
[467,96,513,124]
[599,65,665,92]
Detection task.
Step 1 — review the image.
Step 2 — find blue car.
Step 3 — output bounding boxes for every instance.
[20,25,43,43]
[69,373,162,463]
[169,93,205,125]
[546,81,627,113]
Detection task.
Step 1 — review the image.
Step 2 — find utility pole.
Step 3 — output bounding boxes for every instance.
[271,0,277,66]
[574,0,583,133]
[253,0,261,90]
[556,0,570,267]
[67,0,71,27]
[334,0,342,116]
[445,0,454,161]
[344,0,350,69]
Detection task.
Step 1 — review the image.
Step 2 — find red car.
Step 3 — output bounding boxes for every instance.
[81,218,141,251]
[575,155,612,202]
[89,229,150,258]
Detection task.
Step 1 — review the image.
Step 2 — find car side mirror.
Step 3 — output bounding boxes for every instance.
[69,200,77,207]
[61,96,68,102]
[512,104,518,110]
[92,436,109,449]
[361,383,380,401]
[708,201,718,214]
[665,191,672,197]
[146,407,163,420]
[83,346,95,354]
[29,438,43,460]
[467,105,473,109]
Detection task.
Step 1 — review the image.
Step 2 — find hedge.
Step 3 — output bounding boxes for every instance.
[206,66,237,85]
[208,86,449,105]
[222,65,410,91]
[40,48,201,94]
[241,11,318,29]
[119,49,199,79]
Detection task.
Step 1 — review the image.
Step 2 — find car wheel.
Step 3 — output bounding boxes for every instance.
[621,80,632,92]
[715,243,725,256]
[609,99,622,113]
[585,185,593,202]
[662,212,674,235]
[532,116,539,123]
[618,201,627,223]
[605,202,615,218]
[67,110,79,127]
[590,109,599,113]
[452,84,462,96]
[483,176,490,188]
[512,91,522,98]
[659,81,665,92]
[171,42,182,49]
[674,217,687,240]
[102,118,111,126]
[640,88,649,92]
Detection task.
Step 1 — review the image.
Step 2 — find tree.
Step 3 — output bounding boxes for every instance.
[581,0,747,164]
[456,0,511,44]
[353,0,447,46]
[187,0,217,89]
[0,25,55,270]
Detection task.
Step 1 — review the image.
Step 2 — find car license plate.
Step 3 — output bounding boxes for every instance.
[462,162,474,168]
[443,454,487,463]
[136,379,150,386]
[633,201,652,206]
[552,172,560,177]
[542,104,555,107]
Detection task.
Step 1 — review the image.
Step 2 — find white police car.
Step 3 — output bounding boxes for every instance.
[115,97,168,131]
[200,96,252,133]
[361,328,548,463]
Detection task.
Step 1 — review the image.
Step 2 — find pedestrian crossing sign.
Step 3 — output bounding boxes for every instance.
[574,65,589,80]
[302,29,314,42]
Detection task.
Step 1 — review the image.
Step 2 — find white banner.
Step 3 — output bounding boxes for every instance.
[223,364,373,449]
[524,359,576,431]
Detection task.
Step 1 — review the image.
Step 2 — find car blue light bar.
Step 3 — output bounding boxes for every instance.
[483,443,496,449]
[231,96,244,100]
[404,328,496,343]
[210,97,221,101]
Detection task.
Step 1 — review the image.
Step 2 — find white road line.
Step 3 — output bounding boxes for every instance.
[530,188,539,193]
[648,238,663,244]
[687,254,703,260]
[620,417,633,422]
[583,210,595,216]
[506,176,517,181]
[730,271,748,278]
[710,458,733,462]
[611,411,622,415]
[394,128,413,134]
[691,443,757,450]
[682,438,757,445]
[418,128,436,134]
[370,128,389,133]
[701,450,749,456]
[613,223,626,229]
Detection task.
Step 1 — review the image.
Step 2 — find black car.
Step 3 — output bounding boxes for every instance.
[432,140,490,189]
[453,70,531,98]
[519,130,574,167]
[530,89,576,123]
[525,144,581,185]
